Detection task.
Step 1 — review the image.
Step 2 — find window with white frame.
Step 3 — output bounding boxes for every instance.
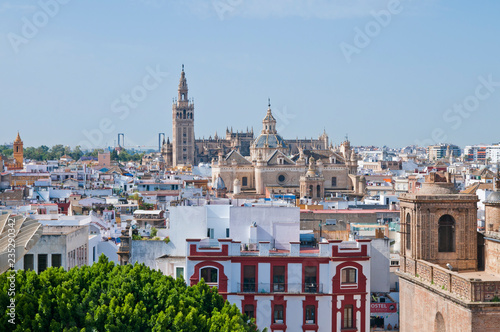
[341,267,357,284]
[200,267,218,286]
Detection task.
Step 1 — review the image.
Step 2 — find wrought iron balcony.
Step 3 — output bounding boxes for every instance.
[236,282,324,294]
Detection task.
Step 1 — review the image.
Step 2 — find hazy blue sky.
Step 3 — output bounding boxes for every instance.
[1,0,499,150]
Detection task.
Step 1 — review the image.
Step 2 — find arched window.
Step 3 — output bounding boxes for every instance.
[406,213,411,251]
[16,146,19,153]
[309,185,313,196]
[242,177,248,186]
[316,185,321,197]
[438,215,455,252]
[434,312,445,332]
[200,267,218,286]
[181,93,185,100]
[183,109,186,119]
[341,267,357,284]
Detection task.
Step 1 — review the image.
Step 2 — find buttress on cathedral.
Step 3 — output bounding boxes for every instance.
[157,66,365,199]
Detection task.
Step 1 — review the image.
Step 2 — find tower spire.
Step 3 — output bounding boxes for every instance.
[178,65,188,101]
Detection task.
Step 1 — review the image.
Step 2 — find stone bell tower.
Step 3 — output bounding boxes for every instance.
[172,65,195,167]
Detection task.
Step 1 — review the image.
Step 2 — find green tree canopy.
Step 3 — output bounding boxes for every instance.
[0,256,259,332]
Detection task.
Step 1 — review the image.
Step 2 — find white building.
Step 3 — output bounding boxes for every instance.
[186,238,372,332]
[15,225,89,272]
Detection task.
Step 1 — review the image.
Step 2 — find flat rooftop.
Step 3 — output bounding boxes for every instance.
[457,270,500,282]
[301,209,397,214]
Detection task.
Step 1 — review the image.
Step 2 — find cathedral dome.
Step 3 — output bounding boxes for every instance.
[418,182,456,195]
[253,99,287,149]
[485,191,500,204]
[253,133,286,148]
[213,175,226,190]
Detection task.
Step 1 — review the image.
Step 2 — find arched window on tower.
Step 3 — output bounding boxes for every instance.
[183,109,186,119]
[181,93,185,100]
[16,146,19,153]
[434,312,445,332]
[438,214,455,252]
[406,213,411,251]
[316,185,321,198]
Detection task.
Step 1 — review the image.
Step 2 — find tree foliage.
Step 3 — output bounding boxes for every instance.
[0,144,143,162]
[0,256,259,332]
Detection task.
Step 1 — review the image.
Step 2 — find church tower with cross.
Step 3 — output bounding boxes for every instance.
[172,65,195,167]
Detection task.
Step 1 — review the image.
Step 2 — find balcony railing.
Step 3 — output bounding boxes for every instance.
[304,282,322,293]
[237,282,324,294]
[117,245,130,252]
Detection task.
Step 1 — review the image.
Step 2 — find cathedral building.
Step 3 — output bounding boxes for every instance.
[397,171,500,331]
[161,66,364,197]
[210,107,363,197]
[162,66,334,167]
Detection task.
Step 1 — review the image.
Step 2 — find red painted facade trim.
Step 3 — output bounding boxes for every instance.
[270,294,287,331]
[189,243,229,256]
[302,295,319,331]
[240,262,259,293]
[302,260,321,293]
[332,262,368,332]
[189,261,228,293]
[232,257,330,264]
[241,295,258,322]
[332,243,368,257]
[331,257,370,261]
[270,261,288,293]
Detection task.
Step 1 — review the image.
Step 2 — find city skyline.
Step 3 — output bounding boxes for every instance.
[2,0,500,149]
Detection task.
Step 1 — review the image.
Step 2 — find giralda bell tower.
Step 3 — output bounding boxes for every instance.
[172,65,195,167]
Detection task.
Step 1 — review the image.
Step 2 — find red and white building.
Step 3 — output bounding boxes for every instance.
[186,238,371,332]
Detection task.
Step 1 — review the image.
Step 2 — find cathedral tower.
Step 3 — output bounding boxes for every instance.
[172,65,195,166]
